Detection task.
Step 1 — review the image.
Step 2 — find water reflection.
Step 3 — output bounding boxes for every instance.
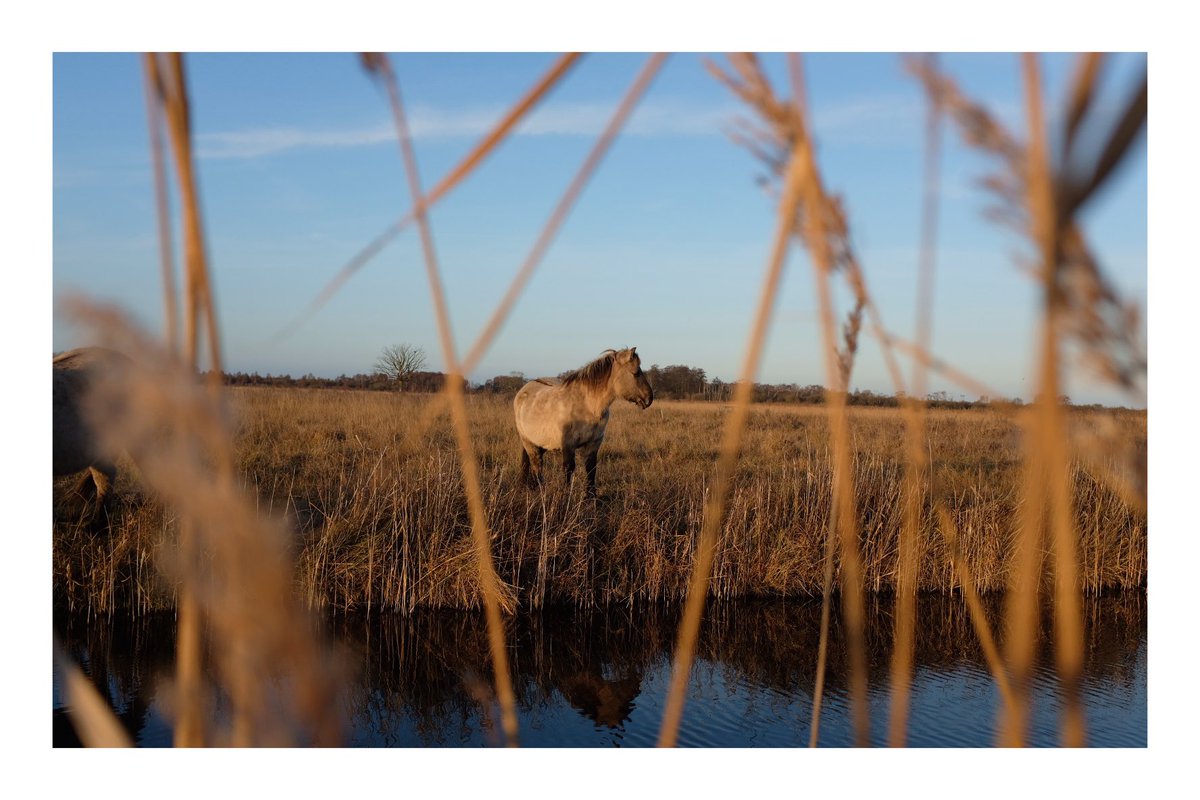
[53,594,1146,747]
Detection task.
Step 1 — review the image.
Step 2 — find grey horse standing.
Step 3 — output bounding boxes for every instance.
[53,347,129,510]
[513,347,654,497]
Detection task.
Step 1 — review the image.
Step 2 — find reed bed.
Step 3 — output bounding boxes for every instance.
[53,390,1147,616]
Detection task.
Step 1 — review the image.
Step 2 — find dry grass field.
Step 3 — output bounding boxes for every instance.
[53,387,1146,617]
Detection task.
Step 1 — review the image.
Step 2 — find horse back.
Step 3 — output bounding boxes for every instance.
[53,346,129,476]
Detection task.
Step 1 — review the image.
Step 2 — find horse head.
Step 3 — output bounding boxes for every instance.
[612,347,654,409]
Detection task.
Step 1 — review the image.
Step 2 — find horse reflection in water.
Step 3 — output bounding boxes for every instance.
[514,347,654,498]
[558,665,644,730]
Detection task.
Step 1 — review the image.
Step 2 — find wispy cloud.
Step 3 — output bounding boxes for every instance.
[195,99,739,160]
[196,123,396,160]
[194,93,933,160]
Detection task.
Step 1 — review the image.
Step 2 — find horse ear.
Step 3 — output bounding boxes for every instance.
[629,346,637,357]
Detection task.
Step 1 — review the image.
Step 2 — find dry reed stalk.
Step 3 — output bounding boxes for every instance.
[53,638,133,747]
[141,54,178,357]
[887,53,944,748]
[882,335,1016,411]
[145,51,225,747]
[155,53,224,391]
[787,55,870,748]
[1003,408,1050,747]
[964,48,1146,746]
[134,51,346,747]
[706,53,868,746]
[802,171,869,749]
[655,68,808,749]
[789,54,928,747]
[996,53,1095,748]
[408,54,666,439]
[1023,53,1086,747]
[933,505,1016,714]
[277,52,582,341]
[809,496,839,747]
[364,52,520,747]
[908,57,1146,400]
[1071,418,1147,513]
[459,53,667,375]
[782,57,840,753]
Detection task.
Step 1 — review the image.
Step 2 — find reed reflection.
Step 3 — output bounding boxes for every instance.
[55,594,1146,747]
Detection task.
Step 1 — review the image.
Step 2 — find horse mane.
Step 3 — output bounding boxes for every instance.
[560,349,619,391]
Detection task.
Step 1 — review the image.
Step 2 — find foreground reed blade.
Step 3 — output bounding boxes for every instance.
[701,52,871,747]
[67,300,346,746]
[887,53,944,748]
[998,50,1147,746]
[459,53,667,376]
[364,52,520,747]
[787,54,870,748]
[141,54,178,357]
[934,505,1017,716]
[135,52,344,746]
[907,56,1146,399]
[1022,52,1086,747]
[54,639,133,747]
[144,50,222,747]
[655,73,808,750]
[393,55,669,454]
[275,52,583,342]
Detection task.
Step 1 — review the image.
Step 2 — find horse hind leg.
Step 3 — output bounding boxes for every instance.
[520,439,545,488]
[90,462,115,508]
[563,446,577,489]
[75,462,115,514]
[520,447,533,486]
[67,462,115,526]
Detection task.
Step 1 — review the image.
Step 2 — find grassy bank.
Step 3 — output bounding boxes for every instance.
[53,386,1146,616]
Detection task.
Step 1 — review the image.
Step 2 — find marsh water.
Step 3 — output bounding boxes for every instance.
[53,594,1145,747]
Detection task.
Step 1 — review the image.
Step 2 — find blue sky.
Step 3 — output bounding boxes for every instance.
[53,51,1147,405]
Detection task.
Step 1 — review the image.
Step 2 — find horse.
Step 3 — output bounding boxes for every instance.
[53,346,130,511]
[513,347,654,497]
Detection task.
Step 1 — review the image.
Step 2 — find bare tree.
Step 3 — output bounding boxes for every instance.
[374,344,426,389]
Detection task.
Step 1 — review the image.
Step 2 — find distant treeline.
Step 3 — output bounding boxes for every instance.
[218,364,1128,411]
[222,370,463,393]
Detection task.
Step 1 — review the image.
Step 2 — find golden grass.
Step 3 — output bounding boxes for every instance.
[55,391,1147,612]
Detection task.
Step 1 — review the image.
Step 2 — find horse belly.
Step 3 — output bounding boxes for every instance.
[522,416,565,450]
[515,384,564,450]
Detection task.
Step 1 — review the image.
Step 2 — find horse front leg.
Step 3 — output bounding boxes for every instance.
[563,446,577,489]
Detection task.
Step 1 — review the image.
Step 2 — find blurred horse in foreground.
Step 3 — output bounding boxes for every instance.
[54,347,131,513]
